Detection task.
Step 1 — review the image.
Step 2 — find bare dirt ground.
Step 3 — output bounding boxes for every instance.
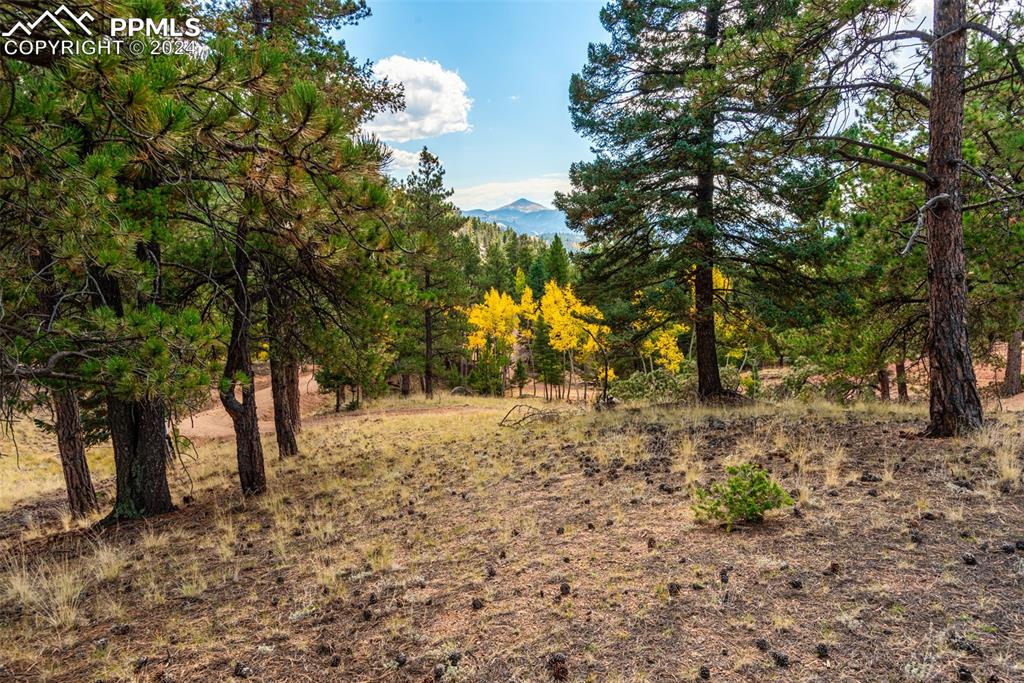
[2,398,1024,682]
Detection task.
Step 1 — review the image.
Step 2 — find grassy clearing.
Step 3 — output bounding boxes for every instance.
[1,398,1023,681]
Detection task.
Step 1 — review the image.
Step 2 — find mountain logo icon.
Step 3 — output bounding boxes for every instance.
[2,6,95,37]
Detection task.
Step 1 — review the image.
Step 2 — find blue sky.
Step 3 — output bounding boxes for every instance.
[338,0,608,210]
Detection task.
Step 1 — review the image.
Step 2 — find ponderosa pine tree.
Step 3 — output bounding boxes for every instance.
[557,0,832,400]
[758,0,1024,433]
[398,150,472,399]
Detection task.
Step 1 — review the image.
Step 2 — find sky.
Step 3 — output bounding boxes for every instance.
[337,0,608,211]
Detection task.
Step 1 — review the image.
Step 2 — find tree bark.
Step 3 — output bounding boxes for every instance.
[267,292,299,458]
[106,395,174,520]
[1003,306,1023,397]
[269,355,299,458]
[287,358,301,432]
[335,385,345,412]
[52,389,98,519]
[922,0,982,436]
[896,359,909,402]
[692,0,724,400]
[220,218,267,496]
[31,246,99,519]
[85,264,174,520]
[878,368,891,401]
[400,373,411,397]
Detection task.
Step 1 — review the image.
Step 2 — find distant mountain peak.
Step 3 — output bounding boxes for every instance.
[462,197,578,247]
[498,197,548,213]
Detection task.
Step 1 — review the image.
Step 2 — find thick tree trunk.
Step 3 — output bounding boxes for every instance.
[106,395,174,520]
[692,1,724,400]
[335,385,345,412]
[269,355,299,458]
[1003,307,1023,397]
[267,290,301,458]
[878,368,891,401]
[85,262,174,520]
[52,389,98,519]
[400,373,411,397]
[221,218,267,496]
[896,359,909,402]
[923,0,982,436]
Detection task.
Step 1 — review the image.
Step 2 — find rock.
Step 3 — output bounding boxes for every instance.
[448,651,461,666]
[110,623,130,636]
[547,653,569,681]
[329,655,341,667]
[233,662,253,678]
[948,632,982,656]
[487,565,497,578]
[788,578,803,589]
[860,472,881,483]
[395,653,407,667]
[815,643,829,659]
[755,638,769,652]
[471,597,485,610]
[999,542,1015,554]
[770,651,790,668]
[667,582,681,597]
[699,664,711,679]
[559,583,571,597]
[962,553,977,566]
[957,665,974,682]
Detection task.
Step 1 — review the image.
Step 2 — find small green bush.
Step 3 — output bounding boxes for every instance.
[692,463,793,531]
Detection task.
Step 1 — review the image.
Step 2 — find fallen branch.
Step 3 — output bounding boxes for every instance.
[499,404,564,428]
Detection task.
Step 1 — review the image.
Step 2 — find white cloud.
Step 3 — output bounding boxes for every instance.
[384,147,421,178]
[452,174,571,211]
[365,56,472,143]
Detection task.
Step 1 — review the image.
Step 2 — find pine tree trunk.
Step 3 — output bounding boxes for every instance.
[692,0,724,400]
[335,386,345,412]
[32,246,98,519]
[85,263,174,520]
[287,358,301,432]
[52,389,98,519]
[1003,307,1023,397]
[878,368,891,401]
[106,395,174,520]
[220,218,267,496]
[269,355,299,458]
[923,0,982,436]
[896,359,910,402]
[400,373,411,397]
[267,289,301,458]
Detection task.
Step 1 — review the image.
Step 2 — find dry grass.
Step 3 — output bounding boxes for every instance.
[3,397,1024,682]
[0,416,115,512]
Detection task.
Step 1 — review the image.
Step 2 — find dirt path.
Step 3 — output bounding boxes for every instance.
[175,370,493,442]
